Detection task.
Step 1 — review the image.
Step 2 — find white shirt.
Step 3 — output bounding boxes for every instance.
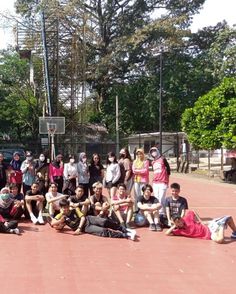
[63,163,78,179]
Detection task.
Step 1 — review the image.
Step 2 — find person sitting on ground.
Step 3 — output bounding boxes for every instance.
[160,182,188,228]
[9,183,25,219]
[0,187,24,221]
[111,183,134,229]
[89,182,110,217]
[69,185,90,215]
[50,199,136,240]
[137,184,162,231]
[0,213,20,235]
[165,210,236,243]
[25,182,45,224]
[46,183,68,218]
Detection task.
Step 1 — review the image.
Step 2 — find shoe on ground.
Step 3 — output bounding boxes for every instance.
[30,214,38,224]
[10,228,20,235]
[149,224,156,231]
[231,231,236,239]
[37,215,45,225]
[126,222,133,229]
[127,229,136,241]
[155,223,163,232]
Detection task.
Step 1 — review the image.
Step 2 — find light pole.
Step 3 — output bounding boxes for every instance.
[159,47,163,155]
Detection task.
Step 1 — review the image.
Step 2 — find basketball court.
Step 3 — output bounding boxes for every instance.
[1,174,236,293]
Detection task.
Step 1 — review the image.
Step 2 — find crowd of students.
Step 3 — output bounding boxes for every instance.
[0,147,236,244]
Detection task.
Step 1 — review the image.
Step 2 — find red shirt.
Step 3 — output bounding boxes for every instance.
[173,210,211,240]
[152,157,169,184]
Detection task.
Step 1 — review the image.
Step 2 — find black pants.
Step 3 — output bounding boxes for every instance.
[53,176,63,193]
[84,215,126,238]
[0,220,18,233]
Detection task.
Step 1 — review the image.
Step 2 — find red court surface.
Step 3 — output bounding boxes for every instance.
[1,173,236,294]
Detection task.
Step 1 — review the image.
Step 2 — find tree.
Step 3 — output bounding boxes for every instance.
[181,78,236,150]
[0,51,42,143]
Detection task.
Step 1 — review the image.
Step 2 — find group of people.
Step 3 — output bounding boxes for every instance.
[0,147,236,244]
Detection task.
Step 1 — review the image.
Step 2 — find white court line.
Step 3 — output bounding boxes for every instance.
[191,207,236,209]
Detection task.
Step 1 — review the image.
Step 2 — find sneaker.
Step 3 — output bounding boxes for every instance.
[30,214,38,224]
[149,224,156,231]
[10,228,20,235]
[37,215,45,225]
[231,231,236,239]
[126,222,133,229]
[127,229,136,241]
[155,223,163,232]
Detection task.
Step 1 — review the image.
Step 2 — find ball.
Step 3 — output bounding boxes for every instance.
[134,213,147,227]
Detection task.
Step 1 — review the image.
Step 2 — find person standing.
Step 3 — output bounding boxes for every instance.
[49,154,64,193]
[63,155,78,196]
[0,153,9,190]
[149,146,170,215]
[77,152,90,197]
[132,149,149,211]
[88,153,104,195]
[118,147,133,194]
[104,152,121,201]
[8,151,23,192]
[21,151,36,195]
[35,153,49,196]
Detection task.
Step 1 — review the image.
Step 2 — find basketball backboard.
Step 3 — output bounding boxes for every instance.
[39,117,65,134]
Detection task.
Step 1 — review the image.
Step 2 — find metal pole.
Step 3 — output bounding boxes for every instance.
[159,48,163,155]
[41,10,52,116]
[116,95,119,157]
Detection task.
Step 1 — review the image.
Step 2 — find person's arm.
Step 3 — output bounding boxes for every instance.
[25,194,44,201]
[165,225,177,236]
[20,161,28,174]
[51,214,66,228]
[180,209,187,218]
[63,163,69,179]
[49,164,54,182]
[111,197,132,206]
[74,216,86,235]
[163,157,171,175]
[112,164,121,184]
[47,193,67,204]
[166,206,172,225]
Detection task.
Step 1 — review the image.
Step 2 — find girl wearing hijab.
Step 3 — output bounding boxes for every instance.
[63,155,78,196]
[49,154,64,193]
[35,153,49,195]
[77,152,90,197]
[8,151,23,192]
[132,148,149,211]
[0,187,24,220]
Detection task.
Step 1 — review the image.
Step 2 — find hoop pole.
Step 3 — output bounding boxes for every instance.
[51,133,56,161]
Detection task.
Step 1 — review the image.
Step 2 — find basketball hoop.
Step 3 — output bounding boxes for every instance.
[47,123,57,136]
[39,117,65,161]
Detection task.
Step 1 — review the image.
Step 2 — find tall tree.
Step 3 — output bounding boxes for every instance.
[181,78,236,150]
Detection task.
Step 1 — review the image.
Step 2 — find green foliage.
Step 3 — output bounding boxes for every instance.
[0,51,42,142]
[181,78,236,150]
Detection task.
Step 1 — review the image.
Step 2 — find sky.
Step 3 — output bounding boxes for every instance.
[0,0,236,49]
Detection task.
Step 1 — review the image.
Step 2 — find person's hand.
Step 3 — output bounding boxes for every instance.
[168,220,172,227]
[37,172,42,178]
[74,228,82,235]
[14,201,21,208]
[103,202,110,210]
